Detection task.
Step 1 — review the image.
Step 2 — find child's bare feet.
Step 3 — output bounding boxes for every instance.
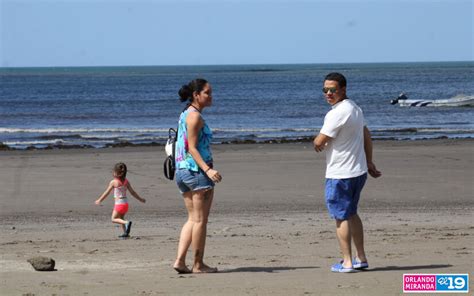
[173,260,192,274]
[192,263,218,273]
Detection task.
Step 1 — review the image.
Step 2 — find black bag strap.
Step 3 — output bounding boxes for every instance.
[168,128,177,138]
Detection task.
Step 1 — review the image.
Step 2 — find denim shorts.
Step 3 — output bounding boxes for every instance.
[175,168,215,194]
[325,173,367,220]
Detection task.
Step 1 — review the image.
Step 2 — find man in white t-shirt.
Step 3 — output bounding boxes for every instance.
[314,72,382,273]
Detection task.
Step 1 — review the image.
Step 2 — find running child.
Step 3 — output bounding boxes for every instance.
[95,162,146,238]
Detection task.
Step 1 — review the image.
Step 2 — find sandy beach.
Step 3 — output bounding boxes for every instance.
[1,139,472,295]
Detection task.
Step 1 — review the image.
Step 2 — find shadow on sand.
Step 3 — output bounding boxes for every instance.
[219,266,319,273]
[367,264,452,272]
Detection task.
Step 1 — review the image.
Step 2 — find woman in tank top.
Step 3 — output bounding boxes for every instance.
[173,78,222,274]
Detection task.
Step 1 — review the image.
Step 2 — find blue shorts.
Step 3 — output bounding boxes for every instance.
[325,173,367,220]
[175,168,215,194]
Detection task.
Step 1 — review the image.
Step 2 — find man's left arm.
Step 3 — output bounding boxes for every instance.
[364,126,382,178]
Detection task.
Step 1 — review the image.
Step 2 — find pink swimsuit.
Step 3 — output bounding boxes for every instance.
[113,178,129,215]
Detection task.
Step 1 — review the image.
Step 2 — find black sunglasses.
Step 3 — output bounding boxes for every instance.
[322,87,338,94]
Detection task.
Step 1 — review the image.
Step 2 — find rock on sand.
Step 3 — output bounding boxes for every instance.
[27,256,55,271]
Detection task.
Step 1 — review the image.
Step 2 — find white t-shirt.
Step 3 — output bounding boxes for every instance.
[320,99,368,179]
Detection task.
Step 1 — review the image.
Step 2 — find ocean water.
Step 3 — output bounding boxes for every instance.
[1,62,473,149]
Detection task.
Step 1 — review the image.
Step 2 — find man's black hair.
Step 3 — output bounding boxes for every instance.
[324,72,347,88]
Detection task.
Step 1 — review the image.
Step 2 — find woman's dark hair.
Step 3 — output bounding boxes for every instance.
[113,162,127,181]
[324,72,347,88]
[178,78,208,102]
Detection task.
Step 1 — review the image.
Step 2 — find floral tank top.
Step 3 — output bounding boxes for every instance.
[175,108,213,172]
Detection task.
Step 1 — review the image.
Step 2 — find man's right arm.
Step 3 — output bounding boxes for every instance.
[314,133,331,152]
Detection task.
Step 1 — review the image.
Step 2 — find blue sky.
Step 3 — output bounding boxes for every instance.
[1,0,472,67]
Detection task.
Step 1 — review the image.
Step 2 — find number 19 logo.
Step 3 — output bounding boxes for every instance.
[403,274,469,293]
[436,274,469,292]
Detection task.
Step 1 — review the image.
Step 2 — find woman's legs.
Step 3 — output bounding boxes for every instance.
[174,188,216,273]
[174,192,194,273]
[191,188,216,273]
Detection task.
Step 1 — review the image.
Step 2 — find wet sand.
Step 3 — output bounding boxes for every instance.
[1,139,473,295]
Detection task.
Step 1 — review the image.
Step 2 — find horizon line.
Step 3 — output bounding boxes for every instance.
[1,60,474,70]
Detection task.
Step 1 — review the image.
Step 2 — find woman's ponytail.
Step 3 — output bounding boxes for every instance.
[177,78,208,103]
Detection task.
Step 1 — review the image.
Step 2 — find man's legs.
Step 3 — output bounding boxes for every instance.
[336,219,353,268]
[349,174,368,264]
[349,214,367,263]
[327,174,368,271]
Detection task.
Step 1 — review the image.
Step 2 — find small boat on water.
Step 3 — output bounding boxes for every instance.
[390,93,474,107]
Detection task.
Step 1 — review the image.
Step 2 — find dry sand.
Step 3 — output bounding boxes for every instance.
[0,139,473,295]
